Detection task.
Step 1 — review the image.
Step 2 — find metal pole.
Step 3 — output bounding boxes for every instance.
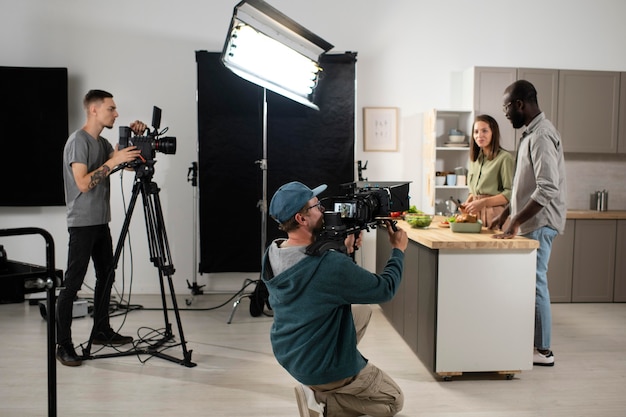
[262,88,268,257]
[186,162,203,296]
[258,88,268,259]
[0,228,57,417]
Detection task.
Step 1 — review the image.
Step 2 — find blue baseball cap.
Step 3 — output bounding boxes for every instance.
[269,181,327,224]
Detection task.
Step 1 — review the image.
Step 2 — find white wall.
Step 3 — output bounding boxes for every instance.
[2,0,626,293]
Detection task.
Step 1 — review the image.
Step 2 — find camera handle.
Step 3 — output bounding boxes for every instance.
[305,238,347,257]
[306,223,375,257]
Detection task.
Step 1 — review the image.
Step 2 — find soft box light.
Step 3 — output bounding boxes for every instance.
[221,0,333,109]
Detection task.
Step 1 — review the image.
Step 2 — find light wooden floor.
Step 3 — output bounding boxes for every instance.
[1,291,625,417]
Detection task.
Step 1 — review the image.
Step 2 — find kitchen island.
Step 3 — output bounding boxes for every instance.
[376,218,539,380]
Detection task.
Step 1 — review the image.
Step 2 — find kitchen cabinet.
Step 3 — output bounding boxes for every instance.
[619,73,626,154]
[467,67,517,151]
[572,219,616,302]
[378,232,405,335]
[547,220,575,302]
[378,227,420,351]
[464,67,622,154]
[465,67,558,152]
[546,213,626,303]
[516,68,559,142]
[422,109,471,214]
[557,70,620,153]
[614,220,626,302]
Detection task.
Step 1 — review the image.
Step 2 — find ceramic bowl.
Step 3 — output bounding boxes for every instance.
[448,134,466,143]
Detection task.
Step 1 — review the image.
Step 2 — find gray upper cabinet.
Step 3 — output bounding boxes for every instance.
[557,70,620,153]
[471,67,517,152]
[470,67,559,152]
[467,67,623,154]
[516,68,559,144]
[619,73,626,154]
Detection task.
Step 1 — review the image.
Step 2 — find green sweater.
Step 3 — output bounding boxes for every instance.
[262,242,404,385]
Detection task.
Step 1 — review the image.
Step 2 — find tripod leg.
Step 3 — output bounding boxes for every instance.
[83,180,143,358]
[140,182,173,338]
[140,180,196,367]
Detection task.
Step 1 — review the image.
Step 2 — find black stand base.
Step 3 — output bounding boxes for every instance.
[82,333,196,368]
[187,280,205,295]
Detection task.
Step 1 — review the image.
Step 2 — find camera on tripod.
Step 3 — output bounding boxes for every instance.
[306,181,410,255]
[119,106,176,168]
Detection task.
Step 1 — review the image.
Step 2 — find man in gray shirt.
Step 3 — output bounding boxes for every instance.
[57,89,143,366]
[492,80,566,367]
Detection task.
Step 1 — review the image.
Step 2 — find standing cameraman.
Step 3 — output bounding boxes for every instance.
[56,89,144,367]
[262,181,408,417]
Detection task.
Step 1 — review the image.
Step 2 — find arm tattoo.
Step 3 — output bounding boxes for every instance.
[88,165,111,189]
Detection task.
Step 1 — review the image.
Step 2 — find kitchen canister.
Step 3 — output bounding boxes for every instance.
[590,190,608,211]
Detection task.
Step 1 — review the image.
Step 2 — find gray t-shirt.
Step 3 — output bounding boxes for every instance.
[267,239,308,276]
[63,129,114,227]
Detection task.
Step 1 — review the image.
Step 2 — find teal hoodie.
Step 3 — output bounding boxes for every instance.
[262,241,404,385]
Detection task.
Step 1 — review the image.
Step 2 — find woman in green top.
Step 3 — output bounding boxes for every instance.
[461,114,514,228]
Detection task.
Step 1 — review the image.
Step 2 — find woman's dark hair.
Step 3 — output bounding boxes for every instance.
[470,114,503,161]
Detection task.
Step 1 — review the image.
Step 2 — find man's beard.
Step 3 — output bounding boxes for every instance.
[311,218,324,239]
[509,112,525,129]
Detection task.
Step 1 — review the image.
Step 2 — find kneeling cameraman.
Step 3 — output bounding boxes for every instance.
[262,181,407,417]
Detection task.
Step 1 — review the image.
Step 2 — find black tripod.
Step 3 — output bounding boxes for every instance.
[82,162,196,367]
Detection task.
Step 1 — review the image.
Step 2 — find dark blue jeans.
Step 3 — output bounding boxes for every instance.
[56,225,115,346]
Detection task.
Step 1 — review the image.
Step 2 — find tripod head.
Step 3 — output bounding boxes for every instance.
[133,160,157,181]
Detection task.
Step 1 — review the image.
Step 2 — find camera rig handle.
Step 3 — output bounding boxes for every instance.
[305,219,395,257]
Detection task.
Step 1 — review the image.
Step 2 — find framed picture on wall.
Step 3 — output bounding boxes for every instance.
[363,107,398,151]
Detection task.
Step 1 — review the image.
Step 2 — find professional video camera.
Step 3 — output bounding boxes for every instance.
[118,106,176,169]
[306,181,410,256]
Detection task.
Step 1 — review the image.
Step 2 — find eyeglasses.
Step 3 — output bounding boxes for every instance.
[502,99,520,113]
[306,201,324,212]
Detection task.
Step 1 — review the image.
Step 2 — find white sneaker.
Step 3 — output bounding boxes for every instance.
[533,348,555,366]
[294,385,325,417]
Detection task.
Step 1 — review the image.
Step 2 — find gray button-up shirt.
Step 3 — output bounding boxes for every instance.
[511,113,567,235]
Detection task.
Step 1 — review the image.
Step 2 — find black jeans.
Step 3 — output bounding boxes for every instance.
[56,225,115,346]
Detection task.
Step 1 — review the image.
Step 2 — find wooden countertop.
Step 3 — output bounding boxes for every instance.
[396,217,539,250]
[567,210,626,219]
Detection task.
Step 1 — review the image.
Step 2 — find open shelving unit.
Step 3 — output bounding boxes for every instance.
[422,109,473,214]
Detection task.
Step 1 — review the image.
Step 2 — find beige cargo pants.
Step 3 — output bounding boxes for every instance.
[309,305,404,417]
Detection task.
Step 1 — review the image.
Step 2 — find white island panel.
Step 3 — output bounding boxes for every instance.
[436,249,536,373]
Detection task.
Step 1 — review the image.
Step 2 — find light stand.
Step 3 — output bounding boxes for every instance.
[186,161,204,298]
[220,0,333,322]
[82,163,196,367]
[256,88,269,260]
